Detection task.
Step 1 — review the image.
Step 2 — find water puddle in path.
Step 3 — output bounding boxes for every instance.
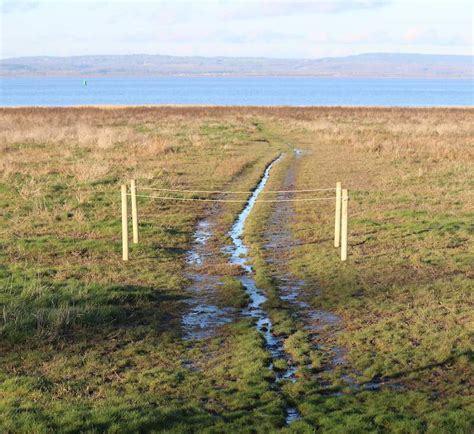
[182,220,236,340]
[186,220,212,267]
[225,154,300,424]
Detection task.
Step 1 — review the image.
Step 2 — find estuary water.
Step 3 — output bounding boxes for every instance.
[1,77,472,107]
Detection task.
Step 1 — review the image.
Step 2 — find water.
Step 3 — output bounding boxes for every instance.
[1,77,472,107]
[181,155,299,421]
[226,155,300,423]
[182,220,236,340]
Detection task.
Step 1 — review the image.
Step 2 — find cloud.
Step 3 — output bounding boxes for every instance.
[2,0,39,14]
[304,29,392,46]
[404,27,439,44]
[403,27,471,46]
[216,29,302,44]
[217,0,390,20]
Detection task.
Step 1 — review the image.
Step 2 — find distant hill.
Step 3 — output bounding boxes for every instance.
[1,53,472,78]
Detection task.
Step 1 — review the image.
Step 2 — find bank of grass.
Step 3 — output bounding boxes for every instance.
[216,276,249,308]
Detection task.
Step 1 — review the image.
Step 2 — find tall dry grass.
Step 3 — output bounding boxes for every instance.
[0,109,175,181]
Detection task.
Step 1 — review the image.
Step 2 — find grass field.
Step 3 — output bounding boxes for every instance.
[0,106,473,433]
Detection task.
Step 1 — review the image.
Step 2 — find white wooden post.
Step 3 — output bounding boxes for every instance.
[341,189,349,261]
[130,179,139,244]
[121,185,129,261]
[334,181,342,247]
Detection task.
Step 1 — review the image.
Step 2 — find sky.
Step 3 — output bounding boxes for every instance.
[1,0,473,59]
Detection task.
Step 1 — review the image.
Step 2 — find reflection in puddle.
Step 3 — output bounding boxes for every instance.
[226,155,300,423]
[182,302,234,340]
[182,220,237,340]
[186,220,212,266]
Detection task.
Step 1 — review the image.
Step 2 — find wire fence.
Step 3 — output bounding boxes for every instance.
[128,183,337,203]
[120,178,350,263]
[138,187,336,194]
[127,193,335,203]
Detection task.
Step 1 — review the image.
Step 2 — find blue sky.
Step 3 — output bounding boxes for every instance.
[1,0,472,59]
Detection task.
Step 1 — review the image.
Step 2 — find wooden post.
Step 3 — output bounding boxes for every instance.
[130,179,139,244]
[121,185,129,261]
[334,181,342,247]
[341,189,349,261]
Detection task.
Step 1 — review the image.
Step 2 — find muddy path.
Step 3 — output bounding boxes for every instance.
[182,218,238,340]
[262,149,349,383]
[182,155,301,422]
[225,155,300,423]
[181,149,400,425]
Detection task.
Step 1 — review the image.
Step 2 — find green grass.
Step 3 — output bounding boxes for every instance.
[0,320,288,433]
[268,109,473,432]
[1,106,473,432]
[217,277,249,308]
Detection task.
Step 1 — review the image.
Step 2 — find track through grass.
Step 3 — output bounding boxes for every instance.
[1,107,472,432]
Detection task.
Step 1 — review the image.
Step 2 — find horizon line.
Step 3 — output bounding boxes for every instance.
[2,51,473,61]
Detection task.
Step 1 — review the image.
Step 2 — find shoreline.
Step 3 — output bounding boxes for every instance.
[1,104,473,109]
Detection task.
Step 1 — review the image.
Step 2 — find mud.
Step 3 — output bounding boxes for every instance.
[182,219,237,340]
[182,149,399,423]
[225,155,300,423]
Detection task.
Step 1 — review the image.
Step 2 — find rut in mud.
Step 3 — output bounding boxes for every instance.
[182,155,300,423]
[224,155,300,423]
[262,149,349,385]
[182,219,238,340]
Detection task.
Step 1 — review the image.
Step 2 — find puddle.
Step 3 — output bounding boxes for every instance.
[186,220,212,266]
[226,155,300,423]
[182,219,237,340]
[182,301,234,340]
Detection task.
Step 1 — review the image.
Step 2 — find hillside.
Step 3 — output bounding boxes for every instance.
[1,53,472,78]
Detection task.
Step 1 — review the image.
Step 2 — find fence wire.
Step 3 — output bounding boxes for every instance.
[138,187,336,194]
[127,193,335,203]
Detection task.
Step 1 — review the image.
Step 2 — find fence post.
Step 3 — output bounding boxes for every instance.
[341,188,349,261]
[334,181,342,247]
[130,179,139,244]
[121,185,129,261]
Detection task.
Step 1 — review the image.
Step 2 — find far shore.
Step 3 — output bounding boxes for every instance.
[1,104,473,110]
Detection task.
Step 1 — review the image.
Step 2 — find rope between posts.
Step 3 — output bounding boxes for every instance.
[138,187,336,194]
[127,193,334,203]
[120,180,349,262]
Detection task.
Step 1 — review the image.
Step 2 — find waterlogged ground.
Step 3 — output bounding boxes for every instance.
[0,107,473,433]
[182,219,236,340]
